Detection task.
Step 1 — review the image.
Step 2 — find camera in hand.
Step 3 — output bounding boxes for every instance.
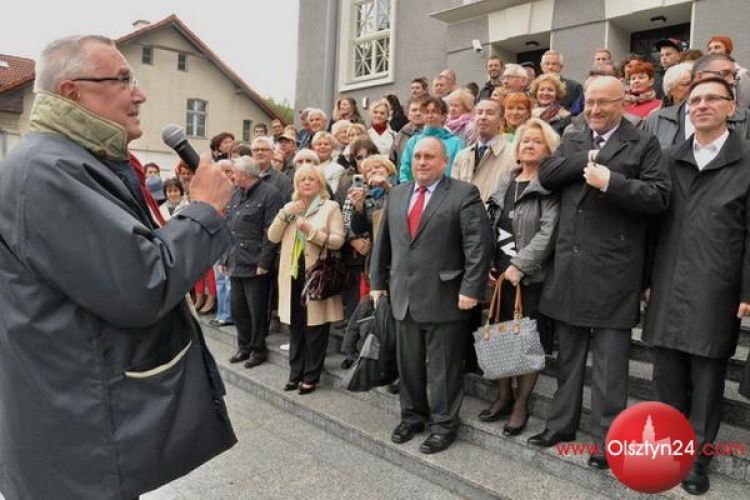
[351,174,366,190]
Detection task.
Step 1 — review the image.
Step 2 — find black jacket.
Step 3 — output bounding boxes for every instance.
[225,182,283,277]
[643,130,750,359]
[260,166,293,201]
[538,120,671,328]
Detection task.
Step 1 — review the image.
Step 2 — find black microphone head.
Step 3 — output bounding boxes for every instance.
[161,124,187,148]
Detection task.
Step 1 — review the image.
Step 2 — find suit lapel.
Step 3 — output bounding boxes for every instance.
[412,176,449,242]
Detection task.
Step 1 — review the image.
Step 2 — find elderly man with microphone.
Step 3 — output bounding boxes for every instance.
[0,35,236,499]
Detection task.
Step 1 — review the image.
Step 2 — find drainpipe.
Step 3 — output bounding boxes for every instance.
[322,0,339,116]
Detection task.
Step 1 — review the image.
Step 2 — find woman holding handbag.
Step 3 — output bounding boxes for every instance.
[479,118,560,435]
[268,164,346,395]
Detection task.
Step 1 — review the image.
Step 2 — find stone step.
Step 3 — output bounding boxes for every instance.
[204,331,603,500]
[204,324,750,497]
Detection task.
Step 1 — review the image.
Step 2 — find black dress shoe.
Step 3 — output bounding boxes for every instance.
[478,399,515,422]
[391,422,425,444]
[228,351,250,364]
[283,382,299,391]
[298,383,316,395]
[527,429,576,447]
[502,414,529,436]
[419,433,457,454]
[340,357,355,369]
[681,463,710,495]
[587,449,609,470]
[244,354,266,368]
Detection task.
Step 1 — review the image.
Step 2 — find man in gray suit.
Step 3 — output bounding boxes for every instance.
[370,137,492,454]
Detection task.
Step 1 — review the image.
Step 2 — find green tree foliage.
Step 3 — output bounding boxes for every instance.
[266,96,294,125]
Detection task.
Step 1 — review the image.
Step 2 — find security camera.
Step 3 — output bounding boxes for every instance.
[472,39,483,53]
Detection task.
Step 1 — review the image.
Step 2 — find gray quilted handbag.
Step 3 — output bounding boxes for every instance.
[473,278,546,380]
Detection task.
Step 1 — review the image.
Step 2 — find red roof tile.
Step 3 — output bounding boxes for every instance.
[0,54,35,92]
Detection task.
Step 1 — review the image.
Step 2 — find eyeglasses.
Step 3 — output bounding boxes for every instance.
[73,74,138,91]
[251,148,273,153]
[584,97,623,108]
[698,69,739,81]
[687,93,733,107]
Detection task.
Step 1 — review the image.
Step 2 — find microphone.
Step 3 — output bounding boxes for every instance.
[161,124,201,172]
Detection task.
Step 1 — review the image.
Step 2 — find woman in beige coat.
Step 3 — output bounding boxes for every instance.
[268,164,345,394]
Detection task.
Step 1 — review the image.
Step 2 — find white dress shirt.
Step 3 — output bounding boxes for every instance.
[408,178,441,211]
[692,129,729,170]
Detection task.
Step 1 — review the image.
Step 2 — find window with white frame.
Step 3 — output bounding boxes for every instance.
[186,99,207,137]
[350,0,393,82]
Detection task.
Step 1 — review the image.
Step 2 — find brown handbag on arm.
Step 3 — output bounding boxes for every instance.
[473,276,546,379]
[301,234,350,305]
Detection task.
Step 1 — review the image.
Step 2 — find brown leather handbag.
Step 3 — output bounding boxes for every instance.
[301,244,350,305]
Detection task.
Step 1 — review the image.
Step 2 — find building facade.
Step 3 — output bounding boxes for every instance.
[0,15,282,168]
[296,0,750,115]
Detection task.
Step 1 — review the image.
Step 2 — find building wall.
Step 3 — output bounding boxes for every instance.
[295,0,329,113]
[692,0,750,65]
[446,16,490,87]
[121,26,275,157]
[552,21,607,83]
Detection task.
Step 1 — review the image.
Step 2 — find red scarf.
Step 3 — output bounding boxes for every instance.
[371,122,388,135]
[129,153,167,227]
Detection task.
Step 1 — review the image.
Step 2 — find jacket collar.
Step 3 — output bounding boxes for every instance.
[28,91,130,161]
[489,166,549,208]
[672,128,745,171]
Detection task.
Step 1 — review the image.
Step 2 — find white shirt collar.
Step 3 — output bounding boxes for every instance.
[692,129,729,170]
[414,177,442,194]
[592,121,621,144]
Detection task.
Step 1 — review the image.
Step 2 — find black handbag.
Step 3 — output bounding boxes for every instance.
[301,242,350,305]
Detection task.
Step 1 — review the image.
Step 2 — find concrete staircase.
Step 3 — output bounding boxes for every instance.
[202,320,750,499]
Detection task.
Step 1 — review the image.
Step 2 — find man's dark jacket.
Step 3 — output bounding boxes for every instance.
[225,182,283,277]
[370,176,492,323]
[643,130,750,359]
[260,166,293,201]
[0,133,236,499]
[538,120,671,328]
[641,102,750,149]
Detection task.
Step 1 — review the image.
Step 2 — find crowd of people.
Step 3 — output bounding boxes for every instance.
[3,32,750,498]
[188,36,748,496]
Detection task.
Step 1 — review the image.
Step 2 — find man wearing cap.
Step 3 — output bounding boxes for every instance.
[277,128,298,180]
[707,35,750,109]
[642,54,750,149]
[654,38,684,100]
[225,156,283,368]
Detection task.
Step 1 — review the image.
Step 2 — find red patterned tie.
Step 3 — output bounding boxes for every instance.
[408,185,427,238]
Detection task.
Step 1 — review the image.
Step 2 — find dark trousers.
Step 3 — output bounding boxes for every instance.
[343,265,364,320]
[652,346,728,466]
[289,256,330,384]
[546,321,631,443]
[397,311,466,435]
[230,275,271,356]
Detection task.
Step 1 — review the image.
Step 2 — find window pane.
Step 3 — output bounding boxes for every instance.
[376,0,390,30]
[353,41,373,78]
[178,53,187,71]
[142,47,153,65]
[355,0,375,37]
[374,36,389,73]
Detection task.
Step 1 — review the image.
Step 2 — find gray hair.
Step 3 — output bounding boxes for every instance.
[663,62,694,96]
[251,136,274,150]
[34,35,115,93]
[503,63,528,79]
[542,49,564,67]
[307,108,327,120]
[233,155,260,178]
[293,148,320,165]
[216,159,233,169]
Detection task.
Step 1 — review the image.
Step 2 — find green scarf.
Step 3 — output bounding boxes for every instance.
[28,91,130,160]
[290,195,323,279]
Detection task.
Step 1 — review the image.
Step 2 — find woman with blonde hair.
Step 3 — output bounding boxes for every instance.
[446,87,477,146]
[480,118,560,435]
[367,98,396,157]
[331,96,364,129]
[268,164,345,394]
[529,74,571,136]
[311,131,345,192]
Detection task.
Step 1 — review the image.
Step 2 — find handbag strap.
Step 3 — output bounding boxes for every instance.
[513,283,524,319]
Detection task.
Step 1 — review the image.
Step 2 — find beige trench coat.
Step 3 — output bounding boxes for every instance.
[268,199,346,326]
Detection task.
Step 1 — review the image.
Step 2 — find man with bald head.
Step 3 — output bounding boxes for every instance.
[370,136,492,455]
[528,76,671,471]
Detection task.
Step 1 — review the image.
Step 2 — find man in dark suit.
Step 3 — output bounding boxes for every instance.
[527,76,671,470]
[644,77,750,495]
[370,136,492,454]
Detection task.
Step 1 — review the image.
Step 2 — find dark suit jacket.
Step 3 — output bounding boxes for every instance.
[369,176,492,323]
[537,119,671,329]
